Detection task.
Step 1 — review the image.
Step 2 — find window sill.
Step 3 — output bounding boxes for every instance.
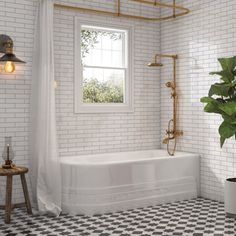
[74,104,134,114]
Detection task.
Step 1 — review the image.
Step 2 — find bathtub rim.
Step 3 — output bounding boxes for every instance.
[60,149,199,166]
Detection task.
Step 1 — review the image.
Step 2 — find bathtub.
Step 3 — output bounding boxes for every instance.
[61,149,200,215]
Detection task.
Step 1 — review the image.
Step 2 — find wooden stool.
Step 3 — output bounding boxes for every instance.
[0,166,32,224]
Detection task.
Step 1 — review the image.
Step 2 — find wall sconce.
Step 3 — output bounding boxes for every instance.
[0,34,25,73]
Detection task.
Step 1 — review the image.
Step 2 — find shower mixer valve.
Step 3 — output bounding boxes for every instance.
[164,128,183,138]
[162,129,183,145]
[165,81,175,89]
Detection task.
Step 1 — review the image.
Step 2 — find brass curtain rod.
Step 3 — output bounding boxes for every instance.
[54,0,190,21]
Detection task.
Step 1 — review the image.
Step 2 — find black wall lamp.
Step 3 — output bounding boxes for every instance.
[0,34,25,73]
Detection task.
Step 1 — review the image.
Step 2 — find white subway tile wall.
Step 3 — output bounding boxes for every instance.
[0,0,161,203]
[0,0,38,205]
[160,0,236,201]
[54,1,161,157]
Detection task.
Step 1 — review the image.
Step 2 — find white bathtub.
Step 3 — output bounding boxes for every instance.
[61,149,200,215]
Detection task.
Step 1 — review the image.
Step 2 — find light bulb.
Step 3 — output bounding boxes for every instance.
[4,61,15,73]
[54,80,58,89]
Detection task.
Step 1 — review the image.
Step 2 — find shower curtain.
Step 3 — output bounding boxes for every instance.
[30,0,61,216]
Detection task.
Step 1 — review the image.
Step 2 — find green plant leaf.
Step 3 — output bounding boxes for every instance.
[220,136,226,147]
[200,97,216,103]
[219,121,236,139]
[210,57,236,83]
[218,56,236,72]
[230,80,236,87]
[222,114,236,124]
[210,71,234,83]
[204,103,221,114]
[208,83,231,97]
[218,101,236,116]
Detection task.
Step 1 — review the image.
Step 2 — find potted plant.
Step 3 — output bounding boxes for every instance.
[201,56,236,217]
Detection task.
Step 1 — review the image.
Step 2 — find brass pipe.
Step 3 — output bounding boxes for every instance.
[155,54,177,60]
[173,0,176,18]
[173,56,177,132]
[164,55,182,155]
[131,0,190,21]
[153,54,177,65]
[54,3,159,21]
[117,0,121,16]
[131,0,190,14]
[54,0,190,22]
[131,0,189,11]
[151,54,182,156]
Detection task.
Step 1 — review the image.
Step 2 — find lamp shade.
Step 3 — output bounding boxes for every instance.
[0,53,25,63]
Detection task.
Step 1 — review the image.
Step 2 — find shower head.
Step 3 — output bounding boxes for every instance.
[147,62,163,67]
[147,53,177,68]
[148,54,178,68]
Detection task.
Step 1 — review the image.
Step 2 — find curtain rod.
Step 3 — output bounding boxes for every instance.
[54,0,190,22]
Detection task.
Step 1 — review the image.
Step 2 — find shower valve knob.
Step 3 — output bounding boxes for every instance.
[175,130,183,136]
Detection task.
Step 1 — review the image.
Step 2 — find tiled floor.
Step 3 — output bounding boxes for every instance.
[0,198,235,236]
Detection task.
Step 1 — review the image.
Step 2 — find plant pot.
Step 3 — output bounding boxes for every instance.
[225,178,236,218]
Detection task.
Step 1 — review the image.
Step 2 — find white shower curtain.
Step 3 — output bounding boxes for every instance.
[30,0,61,216]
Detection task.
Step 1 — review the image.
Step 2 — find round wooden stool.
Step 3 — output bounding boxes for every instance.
[0,166,32,224]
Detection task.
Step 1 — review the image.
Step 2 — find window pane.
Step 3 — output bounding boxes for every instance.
[83,67,125,103]
[81,27,124,67]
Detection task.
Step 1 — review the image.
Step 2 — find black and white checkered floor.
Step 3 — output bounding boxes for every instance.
[0,198,235,236]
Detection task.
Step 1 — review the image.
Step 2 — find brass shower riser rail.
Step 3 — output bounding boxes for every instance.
[54,0,190,21]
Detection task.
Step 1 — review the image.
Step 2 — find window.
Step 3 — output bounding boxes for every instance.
[74,19,133,113]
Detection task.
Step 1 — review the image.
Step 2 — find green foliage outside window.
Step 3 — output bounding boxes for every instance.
[81,29,124,103]
[83,78,124,103]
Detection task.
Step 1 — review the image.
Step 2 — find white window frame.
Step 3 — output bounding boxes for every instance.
[74,18,134,113]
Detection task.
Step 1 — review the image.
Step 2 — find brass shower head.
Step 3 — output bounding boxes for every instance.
[148,53,178,67]
[147,62,163,67]
[148,53,177,68]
